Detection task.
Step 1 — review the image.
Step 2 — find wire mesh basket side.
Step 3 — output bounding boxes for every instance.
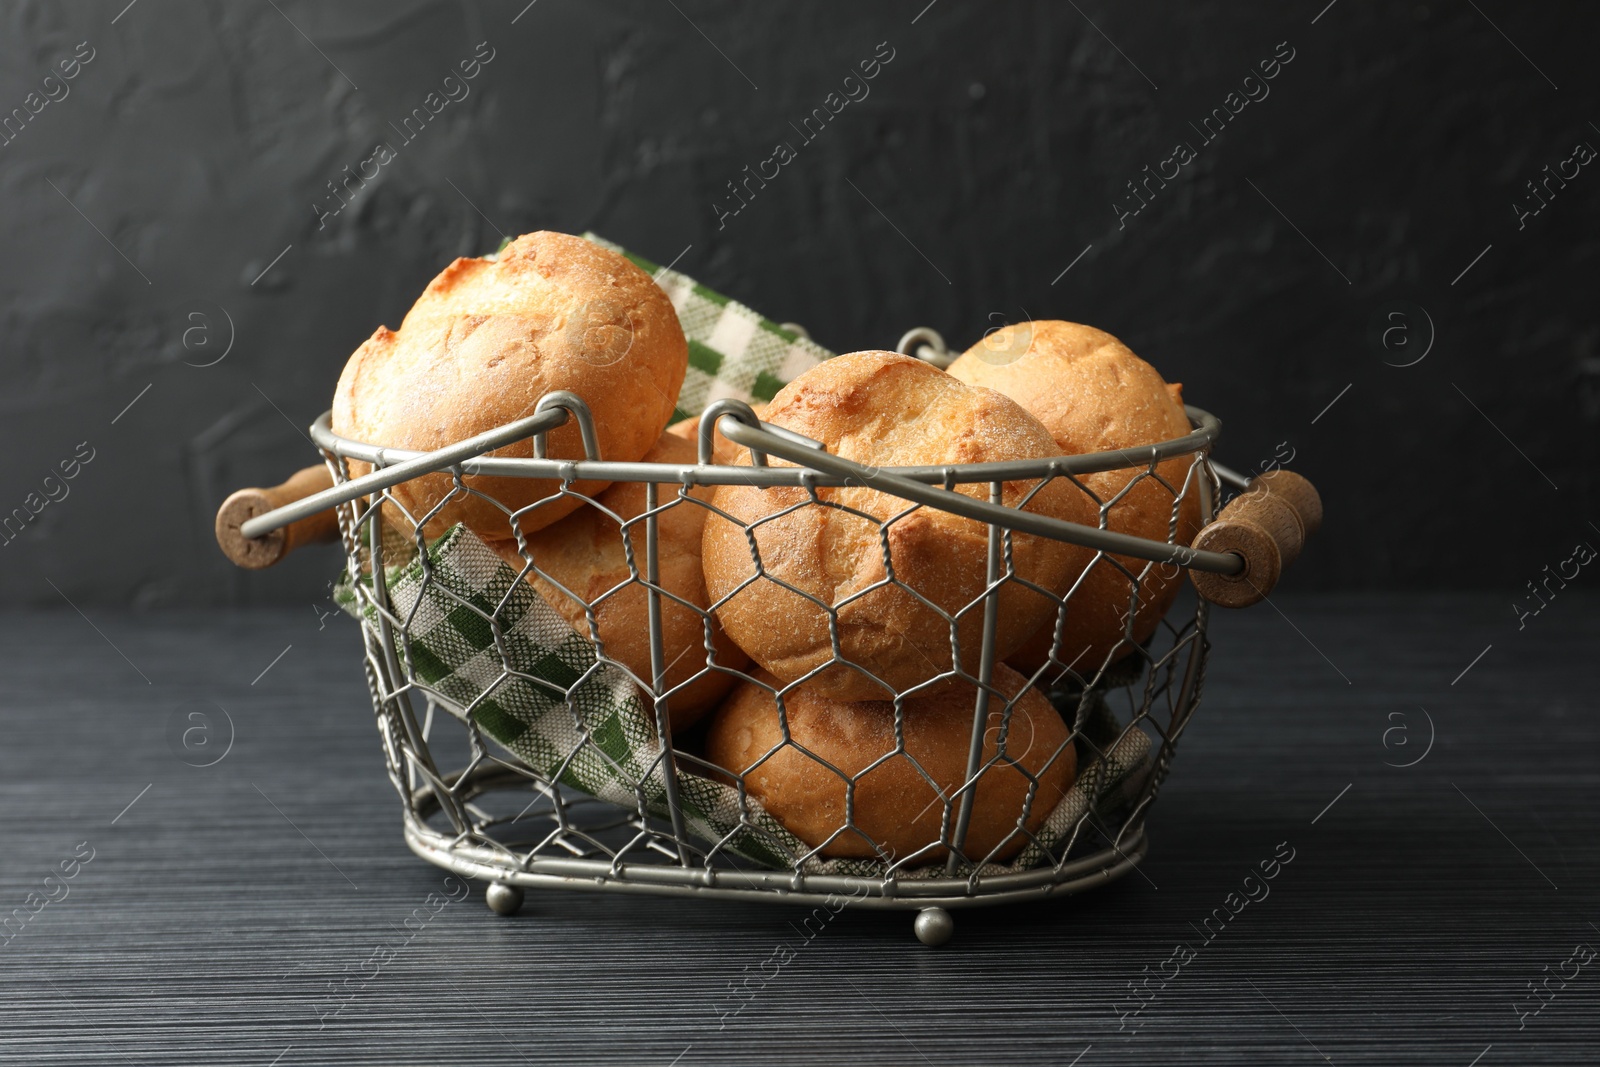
[320,405,1219,907]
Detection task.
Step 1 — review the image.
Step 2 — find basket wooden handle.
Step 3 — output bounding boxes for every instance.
[215,465,341,570]
[1189,469,1322,608]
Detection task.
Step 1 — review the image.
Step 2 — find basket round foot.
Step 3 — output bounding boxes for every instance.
[485,882,524,917]
[913,907,953,947]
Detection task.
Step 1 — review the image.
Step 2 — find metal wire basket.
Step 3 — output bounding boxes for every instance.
[216,331,1318,945]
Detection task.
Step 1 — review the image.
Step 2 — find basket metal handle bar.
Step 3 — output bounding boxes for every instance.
[1208,459,1254,494]
[239,394,1241,576]
[236,394,589,542]
[301,410,1224,488]
[712,408,1243,576]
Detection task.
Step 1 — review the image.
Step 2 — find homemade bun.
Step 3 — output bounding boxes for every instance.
[706,666,1076,861]
[701,352,1093,702]
[667,401,767,467]
[948,321,1202,678]
[488,432,746,732]
[333,231,687,539]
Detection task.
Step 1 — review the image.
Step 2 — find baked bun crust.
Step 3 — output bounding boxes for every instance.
[701,352,1093,702]
[332,231,687,539]
[947,321,1202,678]
[705,665,1076,861]
[488,432,746,732]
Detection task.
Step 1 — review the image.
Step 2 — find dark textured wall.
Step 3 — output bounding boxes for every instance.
[1,0,1595,606]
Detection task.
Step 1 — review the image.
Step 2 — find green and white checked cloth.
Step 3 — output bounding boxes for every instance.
[336,525,803,871]
[581,233,834,423]
[338,239,1151,874]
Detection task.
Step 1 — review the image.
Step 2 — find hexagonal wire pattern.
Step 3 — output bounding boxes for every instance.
[271,347,1231,915]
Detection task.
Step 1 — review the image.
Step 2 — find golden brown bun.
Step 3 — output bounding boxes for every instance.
[666,401,768,467]
[701,351,1093,701]
[947,322,1203,678]
[705,665,1076,861]
[332,231,687,540]
[487,432,746,732]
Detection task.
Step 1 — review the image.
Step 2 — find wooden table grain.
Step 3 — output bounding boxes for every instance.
[2,593,1596,1065]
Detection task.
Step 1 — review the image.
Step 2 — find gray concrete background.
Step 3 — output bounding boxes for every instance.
[0,1,1594,606]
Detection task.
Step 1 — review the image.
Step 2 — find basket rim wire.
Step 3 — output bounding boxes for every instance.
[299,388,1222,910]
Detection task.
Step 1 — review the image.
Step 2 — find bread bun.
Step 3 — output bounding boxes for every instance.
[488,432,746,732]
[705,665,1076,861]
[666,401,767,467]
[332,231,687,539]
[701,351,1093,702]
[947,321,1202,678]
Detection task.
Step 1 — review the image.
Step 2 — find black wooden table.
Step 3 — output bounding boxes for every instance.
[3,593,1596,1065]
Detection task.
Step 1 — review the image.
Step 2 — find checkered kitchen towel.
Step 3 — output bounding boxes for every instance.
[581,233,833,423]
[339,240,1151,874]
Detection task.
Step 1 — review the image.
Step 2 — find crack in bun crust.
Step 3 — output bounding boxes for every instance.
[948,320,1203,678]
